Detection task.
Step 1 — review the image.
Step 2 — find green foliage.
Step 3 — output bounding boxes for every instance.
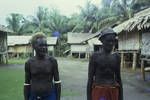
[132,0,150,12]
[47,9,69,34]
[6,1,150,35]
[6,13,25,35]
[5,1,150,56]
[54,34,69,57]
[78,1,99,33]
[8,58,26,64]
[26,6,50,34]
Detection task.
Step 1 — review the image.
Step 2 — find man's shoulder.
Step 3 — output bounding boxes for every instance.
[25,57,35,64]
[91,51,102,57]
[112,52,120,58]
[47,55,57,62]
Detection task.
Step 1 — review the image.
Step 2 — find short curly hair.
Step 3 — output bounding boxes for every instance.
[30,32,46,46]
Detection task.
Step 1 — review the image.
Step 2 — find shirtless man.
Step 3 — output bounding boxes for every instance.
[24,32,61,100]
[87,28,123,100]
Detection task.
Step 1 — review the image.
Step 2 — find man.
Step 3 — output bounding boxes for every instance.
[24,32,61,100]
[87,28,123,100]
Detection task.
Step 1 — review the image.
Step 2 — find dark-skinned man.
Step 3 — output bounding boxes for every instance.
[24,32,61,100]
[87,28,123,100]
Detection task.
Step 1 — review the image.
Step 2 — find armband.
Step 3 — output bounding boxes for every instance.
[54,80,61,84]
[24,83,30,86]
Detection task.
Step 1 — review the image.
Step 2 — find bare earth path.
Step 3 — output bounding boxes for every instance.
[57,58,150,100]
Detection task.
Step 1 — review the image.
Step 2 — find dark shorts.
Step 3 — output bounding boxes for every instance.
[29,87,56,100]
[92,84,119,100]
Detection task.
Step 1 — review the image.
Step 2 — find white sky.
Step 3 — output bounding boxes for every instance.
[0,0,101,25]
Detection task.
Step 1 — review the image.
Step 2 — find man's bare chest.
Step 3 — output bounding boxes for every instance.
[30,60,53,75]
[95,54,117,68]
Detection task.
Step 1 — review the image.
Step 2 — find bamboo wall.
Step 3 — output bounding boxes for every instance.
[141,32,150,56]
[118,32,140,51]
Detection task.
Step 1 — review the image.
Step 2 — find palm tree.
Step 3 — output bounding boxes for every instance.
[132,0,150,12]
[68,14,85,32]
[47,9,69,35]
[77,1,99,33]
[93,7,119,31]
[6,13,25,35]
[110,0,135,20]
[27,6,50,34]
[110,0,150,21]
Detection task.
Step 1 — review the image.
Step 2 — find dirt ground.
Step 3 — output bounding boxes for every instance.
[57,58,150,100]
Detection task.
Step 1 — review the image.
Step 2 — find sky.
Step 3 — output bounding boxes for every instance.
[0,0,101,25]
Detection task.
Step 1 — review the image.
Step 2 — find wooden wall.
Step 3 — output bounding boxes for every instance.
[0,32,7,64]
[0,32,7,53]
[8,45,32,53]
[118,32,140,51]
[141,32,150,56]
[71,45,88,53]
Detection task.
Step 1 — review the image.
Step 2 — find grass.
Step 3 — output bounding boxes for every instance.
[0,67,24,100]
[8,58,27,64]
[0,66,81,100]
[0,57,85,100]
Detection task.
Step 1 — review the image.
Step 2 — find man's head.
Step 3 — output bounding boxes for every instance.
[98,28,117,53]
[31,32,48,57]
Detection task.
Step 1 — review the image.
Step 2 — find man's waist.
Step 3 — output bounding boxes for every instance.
[31,83,53,96]
[94,78,116,85]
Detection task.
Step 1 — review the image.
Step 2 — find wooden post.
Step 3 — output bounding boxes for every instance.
[79,53,80,59]
[2,55,5,64]
[17,53,19,59]
[141,59,145,80]
[0,55,1,64]
[53,51,55,57]
[121,53,124,68]
[132,52,137,70]
[71,52,72,57]
[86,53,89,59]
[6,53,8,64]
[3,54,6,64]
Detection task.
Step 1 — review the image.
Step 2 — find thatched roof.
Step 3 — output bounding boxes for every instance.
[47,37,58,46]
[71,45,88,53]
[8,36,31,46]
[113,7,150,34]
[0,25,13,33]
[8,36,57,46]
[67,32,100,44]
[88,37,102,46]
[67,32,91,44]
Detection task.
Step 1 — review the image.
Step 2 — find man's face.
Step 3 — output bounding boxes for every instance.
[101,34,116,53]
[34,38,48,57]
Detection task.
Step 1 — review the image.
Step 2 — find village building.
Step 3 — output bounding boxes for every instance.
[8,36,58,58]
[67,32,102,58]
[8,36,32,58]
[0,25,12,64]
[113,7,150,76]
[47,37,58,56]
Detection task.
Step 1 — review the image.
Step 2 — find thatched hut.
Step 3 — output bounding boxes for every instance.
[67,32,101,58]
[0,25,12,64]
[113,7,150,70]
[8,36,32,58]
[8,36,58,58]
[47,37,58,56]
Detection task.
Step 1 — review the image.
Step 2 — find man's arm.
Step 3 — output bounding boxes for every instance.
[53,58,61,100]
[24,61,31,100]
[87,54,95,100]
[115,53,123,100]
